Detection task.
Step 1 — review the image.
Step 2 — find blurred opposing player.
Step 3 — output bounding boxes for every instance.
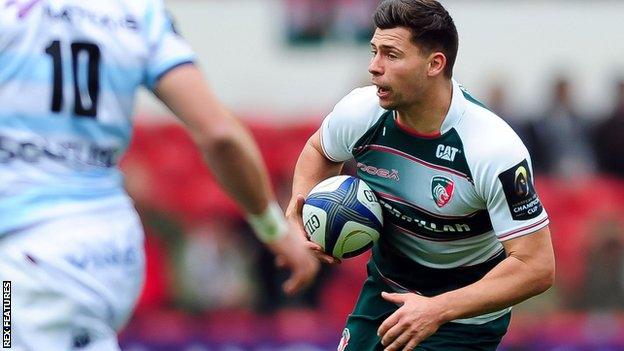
[286,0,555,350]
[0,0,318,349]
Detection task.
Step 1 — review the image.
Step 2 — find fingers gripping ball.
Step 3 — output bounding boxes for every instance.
[302,175,383,259]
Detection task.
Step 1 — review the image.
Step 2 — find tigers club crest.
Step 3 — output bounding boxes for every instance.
[431,176,455,208]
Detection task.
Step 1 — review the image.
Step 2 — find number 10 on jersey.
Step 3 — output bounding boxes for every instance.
[45,40,101,118]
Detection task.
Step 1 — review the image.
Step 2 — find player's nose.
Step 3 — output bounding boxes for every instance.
[368,55,383,76]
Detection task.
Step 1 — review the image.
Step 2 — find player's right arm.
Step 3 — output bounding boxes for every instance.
[286,86,386,264]
[285,130,343,264]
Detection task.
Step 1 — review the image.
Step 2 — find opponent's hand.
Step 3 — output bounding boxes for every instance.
[377,292,446,351]
[267,227,319,296]
[287,194,341,265]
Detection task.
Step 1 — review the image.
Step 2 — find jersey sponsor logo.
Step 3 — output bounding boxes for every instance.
[498,159,543,220]
[44,5,139,32]
[0,134,119,168]
[379,199,471,233]
[357,162,399,181]
[435,144,460,161]
[337,328,350,351]
[431,176,455,208]
[71,328,91,348]
[65,246,139,270]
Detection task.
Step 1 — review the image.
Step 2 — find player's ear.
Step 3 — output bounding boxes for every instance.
[427,52,446,77]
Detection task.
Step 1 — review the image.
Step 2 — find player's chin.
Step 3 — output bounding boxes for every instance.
[378,98,396,110]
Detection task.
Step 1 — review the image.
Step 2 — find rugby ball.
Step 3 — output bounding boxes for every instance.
[302,175,383,259]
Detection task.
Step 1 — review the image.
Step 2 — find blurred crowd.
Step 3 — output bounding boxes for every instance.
[286,0,379,44]
[490,77,624,180]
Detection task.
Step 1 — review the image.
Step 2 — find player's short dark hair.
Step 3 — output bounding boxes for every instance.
[374,0,458,78]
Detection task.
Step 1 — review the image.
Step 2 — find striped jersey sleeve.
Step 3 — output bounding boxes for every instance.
[472,129,549,241]
[320,86,386,162]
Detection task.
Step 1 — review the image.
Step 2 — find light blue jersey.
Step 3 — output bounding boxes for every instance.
[0,0,195,233]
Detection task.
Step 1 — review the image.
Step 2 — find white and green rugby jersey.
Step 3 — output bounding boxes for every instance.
[320,80,549,324]
[0,0,194,234]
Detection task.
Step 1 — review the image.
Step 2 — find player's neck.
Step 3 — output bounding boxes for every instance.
[396,80,453,136]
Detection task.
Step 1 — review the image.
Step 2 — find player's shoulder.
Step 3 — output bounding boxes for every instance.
[328,86,387,128]
[453,89,534,201]
[455,89,528,166]
[97,0,162,23]
[320,86,387,162]
[125,0,161,19]
[456,92,529,176]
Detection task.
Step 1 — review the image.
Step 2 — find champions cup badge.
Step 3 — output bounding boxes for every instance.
[431,176,455,208]
[514,166,529,197]
[337,328,350,351]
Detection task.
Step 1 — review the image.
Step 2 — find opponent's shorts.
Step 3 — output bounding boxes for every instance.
[338,261,511,351]
[0,204,145,350]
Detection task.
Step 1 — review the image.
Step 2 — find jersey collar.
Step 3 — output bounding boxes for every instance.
[439,79,467,134]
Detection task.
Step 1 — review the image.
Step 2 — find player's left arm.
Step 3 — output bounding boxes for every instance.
[378,227,554,350]
[435,226,555,319]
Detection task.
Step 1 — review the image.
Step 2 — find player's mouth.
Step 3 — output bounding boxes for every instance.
[376,85,391,99]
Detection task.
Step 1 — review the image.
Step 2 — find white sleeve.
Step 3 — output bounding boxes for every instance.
[475,136,549,242]
[143,0,196,89]
[319,86,386,162]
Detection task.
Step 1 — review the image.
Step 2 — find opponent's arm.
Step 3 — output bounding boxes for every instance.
[285,129,343,264]
[378,226,555,350]
[155,64,270,214]
[154,64,319,295]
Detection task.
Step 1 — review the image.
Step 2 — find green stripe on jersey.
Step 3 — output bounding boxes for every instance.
[371,241,506,296]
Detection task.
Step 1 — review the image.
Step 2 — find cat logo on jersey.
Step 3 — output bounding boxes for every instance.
[431,176,455,208]
[498,159,543,220]
[436,144,460,162]
[337,328,350,351]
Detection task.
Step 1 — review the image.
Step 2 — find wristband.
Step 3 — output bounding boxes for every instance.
[247,201,288,243]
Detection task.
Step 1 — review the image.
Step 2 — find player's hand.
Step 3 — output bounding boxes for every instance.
[377,292,446,351]
[288,194,341,265]
[267,228,320,296]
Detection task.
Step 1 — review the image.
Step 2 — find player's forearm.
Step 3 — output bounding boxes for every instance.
[198,122,273,215]
[433,255,553,322]
[154,65,273,214]
[432,240,555,322]
[286,133,342,218]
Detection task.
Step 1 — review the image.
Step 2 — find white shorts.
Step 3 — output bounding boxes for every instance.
[0,205,145,351]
